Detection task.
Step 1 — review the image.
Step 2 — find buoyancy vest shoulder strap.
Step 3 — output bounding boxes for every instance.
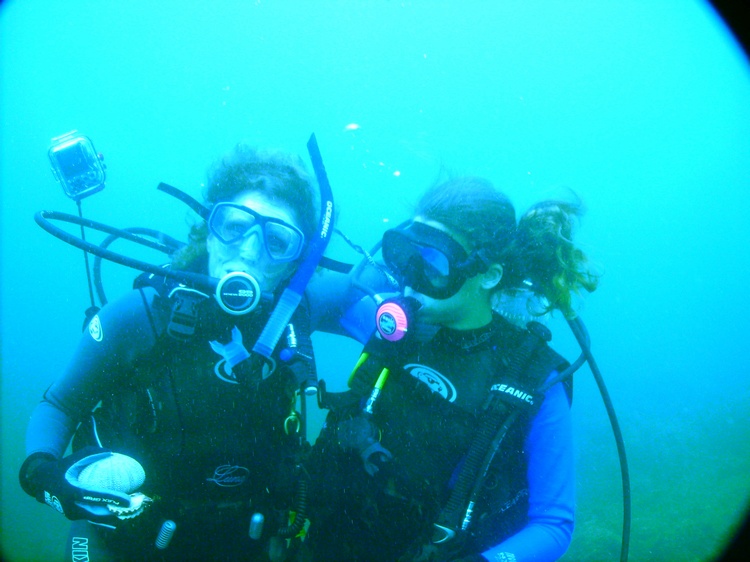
[431,321,569,544]
[133,271,210,342]
[489,321,570,411]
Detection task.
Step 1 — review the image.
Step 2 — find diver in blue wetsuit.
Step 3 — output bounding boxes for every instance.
[19,145,322,561]
[303,177,599,562]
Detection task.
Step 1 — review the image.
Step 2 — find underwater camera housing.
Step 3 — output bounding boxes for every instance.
[48,131,106,201]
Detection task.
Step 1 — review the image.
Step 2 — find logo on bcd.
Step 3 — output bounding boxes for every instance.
[206,464,250,487]
[404,364,458,402]
[214,360,239,384]
[88,315,103,342]
[214,358,274,384]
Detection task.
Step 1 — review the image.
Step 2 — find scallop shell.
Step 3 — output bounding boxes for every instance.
[76,453,146,494]
[106,492,153,519]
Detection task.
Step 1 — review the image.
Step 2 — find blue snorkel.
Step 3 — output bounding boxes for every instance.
[251,133,335,360]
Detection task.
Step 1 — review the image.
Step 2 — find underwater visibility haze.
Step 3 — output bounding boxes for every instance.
[2,1,749,560]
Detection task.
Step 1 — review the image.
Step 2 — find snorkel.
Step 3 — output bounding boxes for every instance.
[251,133,334,359]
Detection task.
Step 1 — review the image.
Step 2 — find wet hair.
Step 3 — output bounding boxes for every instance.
[414,176,599,318]
[172,144,318,272]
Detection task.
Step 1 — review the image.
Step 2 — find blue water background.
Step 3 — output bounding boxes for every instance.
[2,1,749,560]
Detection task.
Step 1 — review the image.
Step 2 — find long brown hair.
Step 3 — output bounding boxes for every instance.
[415,176,599,317]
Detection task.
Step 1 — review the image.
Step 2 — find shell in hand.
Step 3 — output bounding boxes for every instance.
[107,492,152,519]
[77,453,146,494]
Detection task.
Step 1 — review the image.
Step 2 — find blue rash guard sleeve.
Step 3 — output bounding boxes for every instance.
[24,288,162,459]
[481,375,575,562]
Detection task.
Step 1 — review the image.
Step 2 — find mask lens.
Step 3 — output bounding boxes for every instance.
[209,203,304,262]
[382,231,418,275]
[383,229,459,298]
[210,204,258,245]
[418,246,451,287]
[264,221,302,261]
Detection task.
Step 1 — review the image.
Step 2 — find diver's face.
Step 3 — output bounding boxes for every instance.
[207,191,301,293]
[404,218,493,330]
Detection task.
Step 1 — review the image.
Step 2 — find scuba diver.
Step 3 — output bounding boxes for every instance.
[301,176,600,562]
[19,140,331,561]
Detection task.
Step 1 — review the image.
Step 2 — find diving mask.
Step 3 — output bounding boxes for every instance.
[208,202,304,263]
[382,221,489,300]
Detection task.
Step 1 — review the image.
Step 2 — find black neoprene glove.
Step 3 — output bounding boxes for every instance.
[19,446,134,525]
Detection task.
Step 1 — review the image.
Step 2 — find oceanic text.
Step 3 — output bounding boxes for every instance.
[320,200,333,238]
[490,383,534,405]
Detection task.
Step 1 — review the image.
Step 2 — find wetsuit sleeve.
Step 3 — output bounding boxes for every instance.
[307,261,396,338]
[481,375,575,562]
[25,288,163,459]
[306,268,353,334]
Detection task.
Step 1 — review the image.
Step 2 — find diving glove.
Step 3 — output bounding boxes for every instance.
[19,446,151,524]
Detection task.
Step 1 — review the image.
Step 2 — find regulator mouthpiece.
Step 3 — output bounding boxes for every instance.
[215,272,262,315]
[375,296,421,343]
